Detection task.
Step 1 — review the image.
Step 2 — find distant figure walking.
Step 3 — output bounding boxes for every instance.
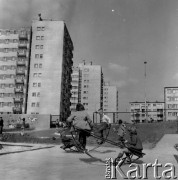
[96,109,111,144]
[0,117,4,134]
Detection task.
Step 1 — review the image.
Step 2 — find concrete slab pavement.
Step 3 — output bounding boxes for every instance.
[0,134,177,180]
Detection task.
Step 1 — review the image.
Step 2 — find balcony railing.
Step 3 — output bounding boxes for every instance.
[14,87,24,93]
[18,43,27,49]
[15,79,24,85]
[13,97,23,104]
[17,61,26,66]
[19,33,28,40]
[17,51,27,57]
[16,69,25,76]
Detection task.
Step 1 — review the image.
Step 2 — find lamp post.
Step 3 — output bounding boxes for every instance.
[144,61,147,122]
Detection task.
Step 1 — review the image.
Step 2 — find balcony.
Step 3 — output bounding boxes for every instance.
[18,43,27,49]
[17,51,27,57]
[14,87,24,93]
[17,61,26,66]
[13,97,23,104]
[13,107,22,114]
[19,33,28,40]
[16,69,25,76]
[15,79,24,85]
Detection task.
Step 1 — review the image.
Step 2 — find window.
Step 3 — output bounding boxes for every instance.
[36,102,40,107]
[38,73,42,77]
[37,27,41,31]
[34,64,38,68]
[84,68,89,72]
[38,83,41,87]
[41,36,44,40]
[31,103,35,107]
[4,48,8,53]
[9,84,14,88]
[39,64,42,68]
[33,73,37,77]
[40,54,43,58]
[33,83,37,87]
[37,27,45,31]
[84,80,89,83]
[40,45,43,49]
[35,45,40,49]
[5,39,9,44]
[36,36,40,40]
[37,92,40,97]
[32,92,36,97]
[35,54,39,58]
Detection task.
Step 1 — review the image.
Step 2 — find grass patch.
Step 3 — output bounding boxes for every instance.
[1,121,178,149]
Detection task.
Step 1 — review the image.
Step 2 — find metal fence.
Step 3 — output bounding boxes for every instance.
[92,109,178,124]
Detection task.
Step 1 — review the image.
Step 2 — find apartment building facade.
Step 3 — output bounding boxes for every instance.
[164,87,178,121]
[103,82,119,123]
[0,28,31,114]
[26,20,73,120]
[130,101,164,123]
[70,67,80,112]
[74,61,103,121]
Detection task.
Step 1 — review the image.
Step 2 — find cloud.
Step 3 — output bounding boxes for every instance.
[108,63,128,73]
[111,78,138,88]
[0,0,76,28]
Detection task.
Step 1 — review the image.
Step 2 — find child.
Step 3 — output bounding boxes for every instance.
[114,126,143,166]
[96,109,111,145]
[59,127,76,151]
[113,119,126,143]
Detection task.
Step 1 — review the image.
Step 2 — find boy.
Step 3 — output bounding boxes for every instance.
[113,119,126,143]
[114,126,143,166]
[59,127,76,151]
[96,109,111,145]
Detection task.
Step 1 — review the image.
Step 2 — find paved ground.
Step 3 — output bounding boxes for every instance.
[0,134,178,180]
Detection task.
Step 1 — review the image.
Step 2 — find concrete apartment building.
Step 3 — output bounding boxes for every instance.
[0,28,31,114]
[103,82,119,123]
[130,101,164,123]
[164,87,178,121]
[27,19,73,121]
[75,61,103,121]
[70,67,80,112]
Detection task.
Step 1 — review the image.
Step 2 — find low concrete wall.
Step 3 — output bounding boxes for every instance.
[0,114,51,130]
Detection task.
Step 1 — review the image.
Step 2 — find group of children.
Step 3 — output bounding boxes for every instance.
[58,103,143,165]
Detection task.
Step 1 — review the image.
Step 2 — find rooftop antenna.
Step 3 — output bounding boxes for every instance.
[38,14,43,21]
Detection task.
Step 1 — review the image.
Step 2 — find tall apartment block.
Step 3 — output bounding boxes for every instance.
[27,19,73,121]
[0,28,31,114]
[70,67,80,112]
[130,101,164,123]
[103,82,119,123]
[164,87,178,121]
[74,61,103,121]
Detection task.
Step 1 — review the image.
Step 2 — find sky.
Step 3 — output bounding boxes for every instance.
[1,0,178,111]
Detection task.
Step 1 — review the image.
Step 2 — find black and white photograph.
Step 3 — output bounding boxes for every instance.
[0,0,178,179]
